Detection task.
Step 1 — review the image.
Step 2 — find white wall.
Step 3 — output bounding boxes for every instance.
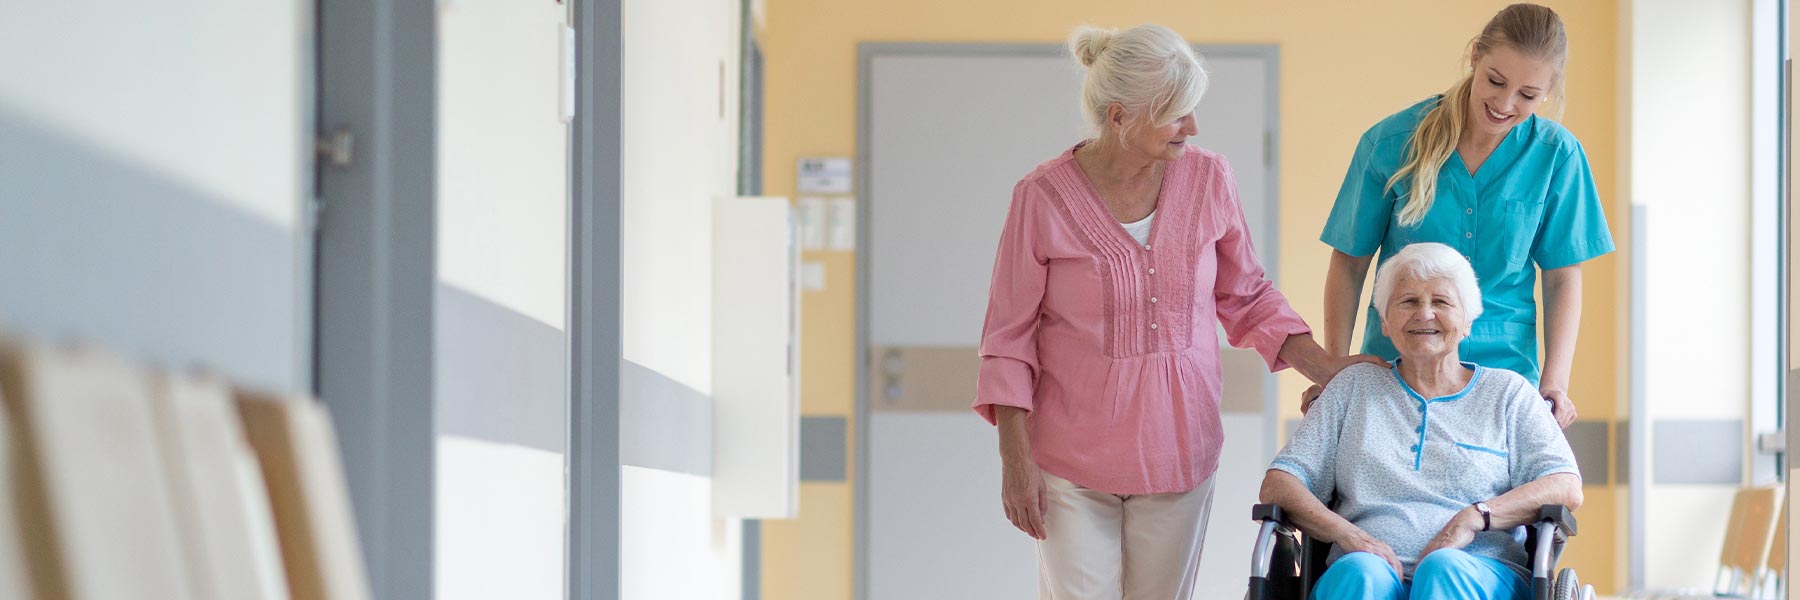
[622,0,743,395]
[622,467,744,600]
[1629,0,1752,589]
[434,0,571,597]
[0,0,311,392]
[621,0,745,598]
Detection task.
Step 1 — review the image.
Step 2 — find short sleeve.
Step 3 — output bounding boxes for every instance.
[1319,130,1394,257]
[1507,383,1581,488]
[1531,142,1616,270]
[1269,372,1354,501]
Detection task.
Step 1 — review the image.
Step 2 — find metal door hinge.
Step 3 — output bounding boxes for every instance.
[316,129,355,169]
[1756,430,1786,454]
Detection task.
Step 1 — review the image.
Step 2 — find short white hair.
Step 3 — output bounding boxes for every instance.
[1068,24,1209,135]
[1372,243,1483,323]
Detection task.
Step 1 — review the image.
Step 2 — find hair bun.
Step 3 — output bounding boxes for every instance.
[1068,26,1116,68]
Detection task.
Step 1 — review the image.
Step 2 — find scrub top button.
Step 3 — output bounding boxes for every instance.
[1466,208,1474,215]
[1465,232,1473,238]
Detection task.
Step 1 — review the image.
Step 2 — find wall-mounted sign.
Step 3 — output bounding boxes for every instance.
[797,157,853,194]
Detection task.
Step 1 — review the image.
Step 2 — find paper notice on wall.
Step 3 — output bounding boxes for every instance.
[827,197,856,251]
[797,197,827,250]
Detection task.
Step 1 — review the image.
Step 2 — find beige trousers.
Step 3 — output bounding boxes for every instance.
[1036,471,1216,600]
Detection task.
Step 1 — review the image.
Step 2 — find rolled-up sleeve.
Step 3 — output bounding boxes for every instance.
[974,180,1048,425]
[1507,384,1581,487]
[1209,158,1311,371]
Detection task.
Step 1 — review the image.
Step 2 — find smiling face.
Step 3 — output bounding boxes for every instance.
[1379,273,1472,362]
[1108,104,1198,162]
[1465,45,1557,139]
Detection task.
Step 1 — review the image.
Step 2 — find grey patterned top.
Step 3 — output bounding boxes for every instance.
[1269,361,1580,578]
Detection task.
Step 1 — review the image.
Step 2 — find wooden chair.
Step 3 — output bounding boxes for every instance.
[1752,494,1787,599]
[151,372,291,599]
[237,388,372,600]
[0,338,195,599]
[0,374,32,600]
[1714,485,1783,597]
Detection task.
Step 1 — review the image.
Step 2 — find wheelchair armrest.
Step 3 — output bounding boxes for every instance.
[1535,505,1577,537]
[1252,503,1288,525]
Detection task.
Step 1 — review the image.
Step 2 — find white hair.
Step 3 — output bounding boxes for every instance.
[1372,243,1484,323]
[1068,24,1208,138]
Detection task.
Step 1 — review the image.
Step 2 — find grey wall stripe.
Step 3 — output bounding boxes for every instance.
[1564,421,1611,485]
[620,360,713,476]
[1652,419,1744,485]
[1614,418,1631,485]
[0,106,303,393]
[435,284,567,453]
[801,416,849,482]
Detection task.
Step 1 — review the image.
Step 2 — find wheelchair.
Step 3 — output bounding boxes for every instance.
[1246,503,1594,600]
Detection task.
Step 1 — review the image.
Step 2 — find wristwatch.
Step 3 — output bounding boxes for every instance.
[1472,501,1493,531]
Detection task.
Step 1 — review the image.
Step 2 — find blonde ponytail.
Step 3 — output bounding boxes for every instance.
[1387,76,1472,227]
[1386,3,1570,227]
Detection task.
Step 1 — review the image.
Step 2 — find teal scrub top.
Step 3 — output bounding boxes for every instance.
[1320,97,1616,385]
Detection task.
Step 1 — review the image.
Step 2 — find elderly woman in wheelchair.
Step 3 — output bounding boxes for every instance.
[1252,243,1585,600]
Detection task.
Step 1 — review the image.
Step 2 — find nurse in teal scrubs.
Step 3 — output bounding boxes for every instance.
[1314,3,1613,429]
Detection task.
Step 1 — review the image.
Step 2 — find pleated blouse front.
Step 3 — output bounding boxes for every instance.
[974,143,1311,495]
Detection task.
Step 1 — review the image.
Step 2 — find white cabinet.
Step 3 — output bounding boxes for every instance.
[710,197,800,518]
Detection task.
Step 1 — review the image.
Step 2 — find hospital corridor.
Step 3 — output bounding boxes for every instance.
[0,0,1794,599]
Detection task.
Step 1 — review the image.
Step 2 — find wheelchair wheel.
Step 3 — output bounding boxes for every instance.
[1552,568,1579,600]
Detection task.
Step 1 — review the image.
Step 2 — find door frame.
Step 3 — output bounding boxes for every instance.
[312,0,439,597]
[851,41,1282,600]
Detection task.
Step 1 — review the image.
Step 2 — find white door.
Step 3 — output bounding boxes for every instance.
[860,44,1280,600]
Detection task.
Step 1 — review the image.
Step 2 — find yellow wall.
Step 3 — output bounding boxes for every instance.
[761,1,1623,597]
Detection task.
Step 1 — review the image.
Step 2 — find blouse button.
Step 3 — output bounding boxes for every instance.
[1144,244,1152,251]
[1148,267,1156,274]
[1150,323,1159,330]
[1150,297,1158,304]
[1465,208,1473,215]
[1465,232,1473,239]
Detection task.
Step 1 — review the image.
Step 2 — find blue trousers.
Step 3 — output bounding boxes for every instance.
[1312,550,1529,600]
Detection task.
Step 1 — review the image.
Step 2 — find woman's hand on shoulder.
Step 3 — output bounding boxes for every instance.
[1299,354,1387,413]
[1335,526,1404,575]
[1001,458,1048,540]
[1335,353,1390,373]
[1300,385,1324,414]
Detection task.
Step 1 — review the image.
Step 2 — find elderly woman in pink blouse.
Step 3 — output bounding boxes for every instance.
[974,25,1383,599]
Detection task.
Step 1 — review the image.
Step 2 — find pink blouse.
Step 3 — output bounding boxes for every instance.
[974,144,1311,495]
